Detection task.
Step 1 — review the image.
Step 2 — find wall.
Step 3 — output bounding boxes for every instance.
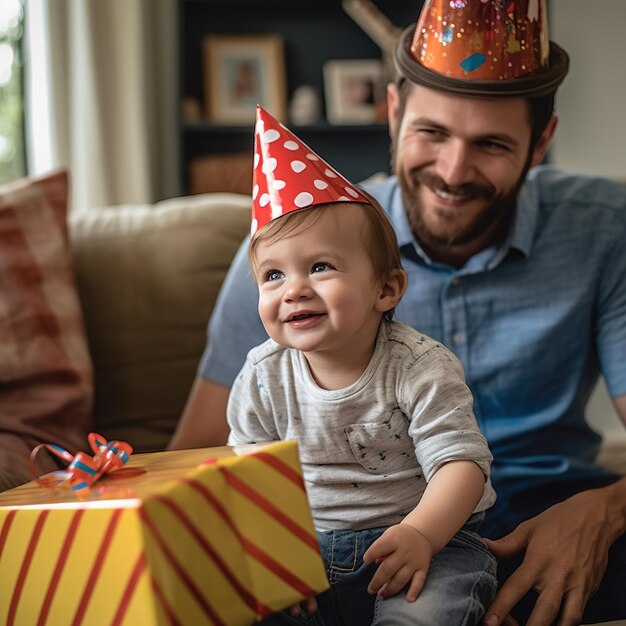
[551,0,626,180]
[551,0,626,437]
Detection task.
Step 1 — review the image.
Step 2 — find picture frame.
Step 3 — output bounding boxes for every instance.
[203,34,288,125]
[323,59,384,125]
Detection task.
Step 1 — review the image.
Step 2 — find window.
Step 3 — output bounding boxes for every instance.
[0,0,25,184]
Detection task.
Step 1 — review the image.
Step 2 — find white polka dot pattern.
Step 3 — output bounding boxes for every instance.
[251,105,371,234]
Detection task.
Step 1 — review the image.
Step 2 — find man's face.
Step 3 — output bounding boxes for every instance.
[389,84,547,259]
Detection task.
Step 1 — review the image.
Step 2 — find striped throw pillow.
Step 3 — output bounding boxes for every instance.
[0,170,93,490]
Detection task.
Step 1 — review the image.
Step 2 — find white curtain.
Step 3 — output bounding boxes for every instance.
[24,0,178,211]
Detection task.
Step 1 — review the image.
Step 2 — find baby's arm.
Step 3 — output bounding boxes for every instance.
[363,459,485,601]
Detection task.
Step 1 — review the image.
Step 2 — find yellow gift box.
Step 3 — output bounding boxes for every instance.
[0,440,329,626]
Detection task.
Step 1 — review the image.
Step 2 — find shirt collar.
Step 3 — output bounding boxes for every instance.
[506,172,540,259]
[388,184,416,249]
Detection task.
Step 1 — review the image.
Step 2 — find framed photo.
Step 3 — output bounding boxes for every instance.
[203,34,287,125]
[323,59,384,125]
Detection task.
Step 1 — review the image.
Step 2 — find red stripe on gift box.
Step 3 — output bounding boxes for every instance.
[110,551,147,626]
[0,510,17,559]
[184,477,318,596]
[139,506,228,626]
[154,495,274,619]
[251,451,305,490]
[7,510,50,626]
[37,509,85,626]
[244,539,318,597]
[221,468,319,551]
[71,508,123,626]
[152,574,183,626]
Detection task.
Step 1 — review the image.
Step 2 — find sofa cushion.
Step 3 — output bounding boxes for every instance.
[69,192,250,452]
[0,170,94,490]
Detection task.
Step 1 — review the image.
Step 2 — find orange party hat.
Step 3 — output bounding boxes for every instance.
[251,105,371,236]
[394,0,568,97]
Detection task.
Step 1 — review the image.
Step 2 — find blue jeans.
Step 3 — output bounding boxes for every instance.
[260,513,497,626]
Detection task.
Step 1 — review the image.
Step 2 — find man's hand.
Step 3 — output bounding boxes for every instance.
[482,486,625,626]
[363,522,433,602]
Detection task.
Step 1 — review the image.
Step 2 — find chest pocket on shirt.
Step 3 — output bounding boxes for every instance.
[345,408,418,475]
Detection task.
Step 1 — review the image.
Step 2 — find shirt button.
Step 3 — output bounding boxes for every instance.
[452,332,463,345]
[451,277,460,286]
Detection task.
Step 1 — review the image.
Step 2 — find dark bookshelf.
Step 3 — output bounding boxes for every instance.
[177,0,421,194]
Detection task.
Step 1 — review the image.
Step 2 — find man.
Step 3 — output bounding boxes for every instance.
[170,1,626,623]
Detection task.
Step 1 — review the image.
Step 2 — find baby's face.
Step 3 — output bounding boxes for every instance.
[254,204,384,358]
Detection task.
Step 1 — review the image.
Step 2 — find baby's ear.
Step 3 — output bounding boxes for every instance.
[376,268,408,313]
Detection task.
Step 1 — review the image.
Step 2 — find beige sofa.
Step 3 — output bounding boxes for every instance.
[69,192,251,451]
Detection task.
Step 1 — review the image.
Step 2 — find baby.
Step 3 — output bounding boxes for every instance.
[227,106,497,625]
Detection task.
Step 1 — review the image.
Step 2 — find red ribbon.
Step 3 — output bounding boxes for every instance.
[30,432,135,496]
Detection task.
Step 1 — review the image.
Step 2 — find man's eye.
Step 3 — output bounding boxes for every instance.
[419,128,445,139]
[311,263,331,273]
[479,140,509,152]
[265,270,283,281]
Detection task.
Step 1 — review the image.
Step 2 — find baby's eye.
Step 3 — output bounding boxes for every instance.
[311,262,332,274]
[264,269,284,282]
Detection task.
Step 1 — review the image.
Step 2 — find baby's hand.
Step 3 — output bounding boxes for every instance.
[363,523,433,602]
[287,596,318,618]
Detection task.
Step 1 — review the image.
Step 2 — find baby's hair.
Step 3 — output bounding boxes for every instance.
[249,197,403,283]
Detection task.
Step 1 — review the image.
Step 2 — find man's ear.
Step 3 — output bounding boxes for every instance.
[530,114,558,168]
[387,83,400,141]
[376,268,408,314]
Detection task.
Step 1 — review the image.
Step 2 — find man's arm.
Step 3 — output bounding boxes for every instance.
[168,378,230,449]
[483,392,626,626]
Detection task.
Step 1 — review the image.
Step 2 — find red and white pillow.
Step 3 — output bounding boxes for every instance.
[0,170,93,490]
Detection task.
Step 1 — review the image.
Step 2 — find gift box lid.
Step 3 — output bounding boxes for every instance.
[0,442,300,509]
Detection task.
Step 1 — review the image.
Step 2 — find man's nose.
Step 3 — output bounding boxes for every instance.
[436,140,475,187]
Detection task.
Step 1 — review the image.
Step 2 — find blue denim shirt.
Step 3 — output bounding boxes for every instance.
[200,165,626,508]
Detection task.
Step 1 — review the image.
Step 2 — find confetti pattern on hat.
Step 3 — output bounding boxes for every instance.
[251,106,371,237]
[394,0,568,97]
[411,0,550,80]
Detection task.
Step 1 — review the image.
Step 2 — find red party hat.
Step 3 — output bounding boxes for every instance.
[394,0,568,97]
[251,105,371,237]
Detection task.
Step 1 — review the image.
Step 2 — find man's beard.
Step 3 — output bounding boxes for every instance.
[392,144,530,250]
